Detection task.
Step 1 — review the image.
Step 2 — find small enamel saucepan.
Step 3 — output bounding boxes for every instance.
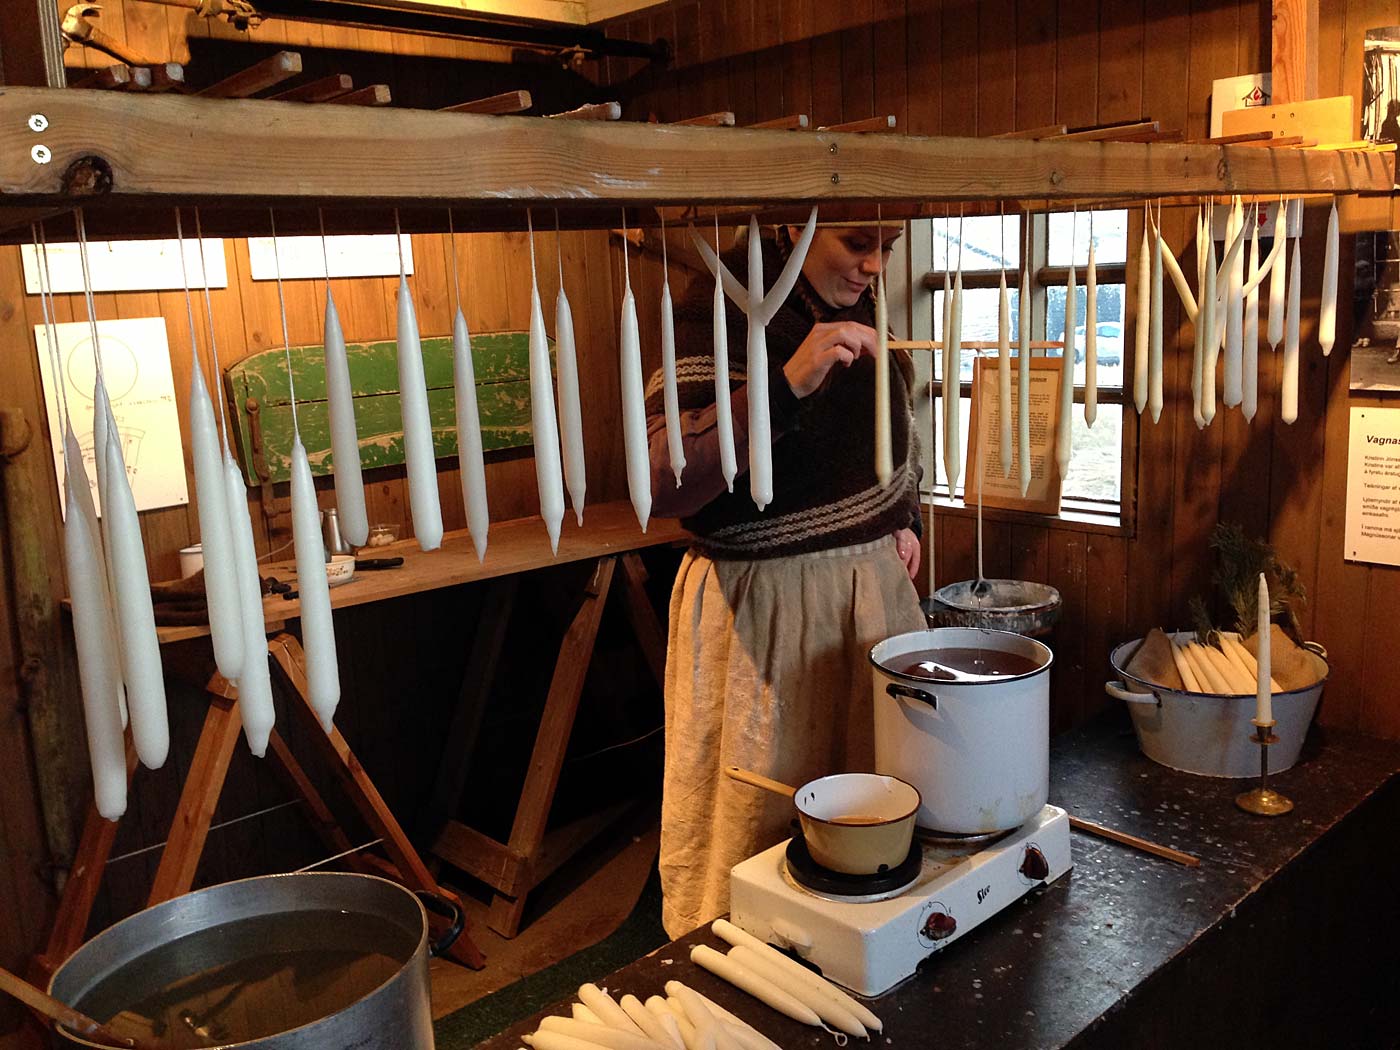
[724,766,921,875]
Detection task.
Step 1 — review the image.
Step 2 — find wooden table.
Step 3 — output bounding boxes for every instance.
[41,501,688,980]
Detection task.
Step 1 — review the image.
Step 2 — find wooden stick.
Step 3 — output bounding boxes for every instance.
[73,65,131,90]
[1201,130,1277,145]
[327,85,392,107]
[750,114,809,130]
[118,67,153,91]
[440,89,533,115]
[0,965,151,1049]
[723,765,797,799]
[890,339,1064,351]
[547,101,622,121]
[820,115,897,133]
[144,63,185,92]
[995,124,1068,139]
[269,73,355,103]
[198,50,302,98]
[1060,120,1159,141]
[1068,816,1201,868]
[673,111,735,126]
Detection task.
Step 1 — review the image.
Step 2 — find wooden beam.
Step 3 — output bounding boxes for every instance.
[1271,0,1319,106]
[268,73,355,103]
[0,89,1390,217]
[673,111,735,126]
[548,101,622,120]
[996,124,1068,139]
[327,85,392,107]
[198,50,303,99]
[749,114,809,130]
[1201,131,1278,145]
[820,115,897,133]
[1059,120,1159,141]
[440,89,533,115]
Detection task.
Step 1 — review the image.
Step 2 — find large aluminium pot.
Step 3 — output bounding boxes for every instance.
[48,872,462,1049]
[870,627,1054,835]
[1107,631,1329,778]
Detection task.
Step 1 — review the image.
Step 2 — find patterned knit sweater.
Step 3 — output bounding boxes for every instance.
[643,229,921,559]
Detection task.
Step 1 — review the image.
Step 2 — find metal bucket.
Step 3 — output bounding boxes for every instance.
[48,872,462,1049]
[1107,632,1329,778]
[923,579,1062,636]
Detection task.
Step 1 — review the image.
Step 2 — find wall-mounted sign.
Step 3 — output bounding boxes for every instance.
[246,234,414,280]
[1345,406,1400,566]
[964,356,1063,515]
[21,238,227,294]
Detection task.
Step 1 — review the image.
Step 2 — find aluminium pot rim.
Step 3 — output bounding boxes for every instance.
[794,771,923,829]
[1108,633,1332,701]
[869,626,1055,686]
[48,870,429,1050]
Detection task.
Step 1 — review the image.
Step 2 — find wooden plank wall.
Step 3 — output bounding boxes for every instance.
[600,0,1400,742]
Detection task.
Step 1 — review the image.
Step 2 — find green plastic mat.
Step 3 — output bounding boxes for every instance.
[433,871,666,1050]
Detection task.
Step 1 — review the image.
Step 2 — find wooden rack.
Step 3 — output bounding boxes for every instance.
[0,87,1390,241]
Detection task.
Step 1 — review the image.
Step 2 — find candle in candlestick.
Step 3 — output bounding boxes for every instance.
[1256,572,1272,724]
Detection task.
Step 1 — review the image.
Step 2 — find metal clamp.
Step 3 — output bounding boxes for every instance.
[886,682,937,709]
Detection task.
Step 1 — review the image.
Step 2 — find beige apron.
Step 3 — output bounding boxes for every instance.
[659,535,926,938]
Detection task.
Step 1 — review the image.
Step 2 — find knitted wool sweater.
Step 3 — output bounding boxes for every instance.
[643,230,921,559]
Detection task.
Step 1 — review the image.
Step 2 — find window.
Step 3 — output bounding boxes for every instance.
[918,209,1130,512]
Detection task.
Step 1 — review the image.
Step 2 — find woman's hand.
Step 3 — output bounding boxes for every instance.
[893,527,921,581]
[782,321,879,399]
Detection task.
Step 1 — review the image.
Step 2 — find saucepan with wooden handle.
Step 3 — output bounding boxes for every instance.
[724,767,921,875]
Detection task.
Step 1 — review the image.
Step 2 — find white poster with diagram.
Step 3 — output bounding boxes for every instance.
[21,238,227,294]
[1345,406,1400,566]
[34,317,189,517]
[246,234,414,280]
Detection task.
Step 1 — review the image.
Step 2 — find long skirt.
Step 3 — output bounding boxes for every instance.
[659,535,926,938]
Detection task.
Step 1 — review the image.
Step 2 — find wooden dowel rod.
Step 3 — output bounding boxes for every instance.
[1068,816,1201,868]
[440,89,533,115]
[673,111,735,126]
[1201,130,1277,145]
[890,339,1064,351]
[74,65,131,90]
[269,73,355,103]
[327,85,392,107]
[1060,120,1159,141]
[749,114,809,130]
[547,101,621,121]
[820,115,897,133]
[198,50,302,98]
[995,124,1068,139]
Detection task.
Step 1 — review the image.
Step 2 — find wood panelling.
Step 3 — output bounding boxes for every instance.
[599,0,1400,741]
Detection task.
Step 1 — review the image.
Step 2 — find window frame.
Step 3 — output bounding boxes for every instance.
[907,211,1139,537]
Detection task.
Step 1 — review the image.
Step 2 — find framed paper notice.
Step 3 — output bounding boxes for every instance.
[964,356,1064,515]
[1345,406,1400,566]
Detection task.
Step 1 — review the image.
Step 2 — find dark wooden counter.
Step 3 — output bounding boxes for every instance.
[477,714,1400,1050]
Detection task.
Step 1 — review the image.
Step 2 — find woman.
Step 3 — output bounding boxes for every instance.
[644,219,927,937]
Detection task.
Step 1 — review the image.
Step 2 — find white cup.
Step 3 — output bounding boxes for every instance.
[178,543,204,578]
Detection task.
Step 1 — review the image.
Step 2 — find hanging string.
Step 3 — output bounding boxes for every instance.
[449,207,465,315]
[268,208,300,439]
[192,208,231,449]
[660,209,669,273]
[527,207,537,282]
[394,207,407,277]
[553,208,565,290]
[73,209,107,383]
[318,206,334,310]
[621,207,630,288]
[34,222,72,442]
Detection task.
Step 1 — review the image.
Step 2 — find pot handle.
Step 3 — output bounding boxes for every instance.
[415,890,465,958]
[886,682,937,709]
[1104,680,1160,707]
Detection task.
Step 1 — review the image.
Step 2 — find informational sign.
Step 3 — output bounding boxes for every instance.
[1345,407,1400,566]
[21,238,227,294]
[246,234,414,280]
[1210,72,1271,137]
[964,356,1063,515]
[34,317,189,517]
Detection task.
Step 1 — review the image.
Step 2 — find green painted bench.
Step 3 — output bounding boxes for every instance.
[224,332,551,487]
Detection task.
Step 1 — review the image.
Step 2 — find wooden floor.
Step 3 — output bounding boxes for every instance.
[429,812,660,1019]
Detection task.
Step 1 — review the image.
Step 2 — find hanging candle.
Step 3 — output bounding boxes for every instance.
[1149,211,1165,424]
[1084,237,1098,428]
[526,216,565,553]
[1223,197,1245,408]
[290,439,340,731]
[1201,227,1218,426]
[659,220,686,487]
[453,307,490,560]
[394,230,443,551]
[1268,202,1287,350]
[875,268,892,487]
[711,222,737,493]
[1320,197,1339,356]
[554,230,587,525]
[945,265,964,496]
[1056,254,1076,475]
[1134,211,1150,415]
[1282,234,1302,424]
[1243,212,1261,422]
[619,216,651,531]
[997,269,1012,477]
[223,452,275,756]
[102,425,169,769]
[65,467,128,819]
[1018,259,1032,497]
[323,289,369,548]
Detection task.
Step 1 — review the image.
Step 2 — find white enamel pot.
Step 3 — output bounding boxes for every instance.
[870,627,1053,835]
[1107,631,1328,778]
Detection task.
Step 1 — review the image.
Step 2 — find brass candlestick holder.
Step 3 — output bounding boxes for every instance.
[1235,719,1294,816]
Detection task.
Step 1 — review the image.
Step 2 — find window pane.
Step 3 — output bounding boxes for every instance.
[933,215,1021,272]
[1044,282,1126,388]
[1062,404,1122,502]
[1047,210,1128,266]
[932,287,1022,381]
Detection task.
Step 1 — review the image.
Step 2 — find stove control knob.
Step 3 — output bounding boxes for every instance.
[1020,844,1050,882]
[921,909,956,941]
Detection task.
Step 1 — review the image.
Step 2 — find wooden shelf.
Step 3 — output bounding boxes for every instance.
[0,86,1392,239]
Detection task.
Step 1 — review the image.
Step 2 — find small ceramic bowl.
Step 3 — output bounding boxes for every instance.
[325,554,356,587]
[365,523,400,549]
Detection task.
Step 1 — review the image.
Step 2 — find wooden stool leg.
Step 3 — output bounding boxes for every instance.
[618,552,668,689]
[486,556,617,937]
[265,729,373,876]
[32,739,139,980]
[267,634,488,969]
[147,691,244,906]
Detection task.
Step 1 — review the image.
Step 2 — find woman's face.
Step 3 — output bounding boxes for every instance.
[795,225,903,309]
